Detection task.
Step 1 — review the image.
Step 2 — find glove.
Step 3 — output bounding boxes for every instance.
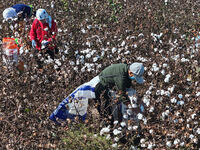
[32,40,36,48]
[140,104,144,112]
[41,40,49,46]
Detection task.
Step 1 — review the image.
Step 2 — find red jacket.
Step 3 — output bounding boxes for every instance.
[30,18,57,50]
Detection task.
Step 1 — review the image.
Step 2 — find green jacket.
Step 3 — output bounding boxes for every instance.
[99,63,132,92]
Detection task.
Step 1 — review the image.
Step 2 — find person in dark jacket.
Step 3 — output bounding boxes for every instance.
[95,62,144,123]
[3,4,33,22]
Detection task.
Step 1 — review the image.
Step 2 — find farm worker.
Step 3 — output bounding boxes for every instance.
[3,4,33,22]
[30,9,58,68]
[94,62,144,123]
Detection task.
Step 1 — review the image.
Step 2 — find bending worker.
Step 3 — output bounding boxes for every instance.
[95,62,144,123]
[3,4,33,22]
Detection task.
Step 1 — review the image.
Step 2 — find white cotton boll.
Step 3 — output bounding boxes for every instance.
[143,97,150,105]
[103,127,110,133]
[130,145,137,150]
[76,60,80,65]
[175,111,180,116]
[165,110,170,115]
[140,138,145,144]
[58,28,62,32]
[143,118,147,124]
[118,127,122,130]
[133,44,137,48]
[127,109,133,115]
[141,144,146,148]
[123,114,128,119]
[146,90,151,95]
[10,25,14,30]
[69,61,75,65]
[55,59,62,66]
[162,112,166,118]
[113,129,121,135]
[147,143,153,149]
[124,51,130,55]
[101,51,105,57]
[164,74,171,83]
[154,48,158,52]
[128,126,133,131]
[189,134,194,139]
[149,129,153,134]
[114,137,119,142]
[174,139,180,145]
[178,94,183,99]
[138,33,144,37]
[193,138,198,144]
[156,90,161,95]
[166,141,172,147]
[153,66,159,72]
[25,49,29,53]
[137,113,143,120]
[168,85,175,93]
[196,128,200,134]
[180,142,185,146]
[91,50,96,55]
[149,106,154,112]
[196,92,200,97]
[81,67,86,72]
[148,71,152,76]
[191,113,196,119]
[30,54,33,57]
[163,63,168,68]
[54,65,58,70]
[106,134,111,140]
[165,91,170,97]
[112,47,117,53]
[159,49,163,53]
[160,90,165,95]
[132,125,138,130]
[120,122,126,127]
[171,97,177,103]
[86,41,91,47]
[177,101,184,105]
[86,53,91,58]
[14,32,19,37]
[161,69,165,75]
[121,41,126,47]
[73,66,78,72]
[114,120,118,125]
[93,56,99,62]
[87,25,92,29]
[81,28,86,33]
[51,1,54,8]
[64,49,68,54]
[132,104,137,108]
[112,143,118,148]
[97,64,102,69]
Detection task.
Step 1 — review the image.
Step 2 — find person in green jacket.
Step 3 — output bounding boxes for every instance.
[95,62,144,123]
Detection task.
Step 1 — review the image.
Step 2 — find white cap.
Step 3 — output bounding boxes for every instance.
[3,8,17,20]
[129,62,144,84]
[36,9,49,20]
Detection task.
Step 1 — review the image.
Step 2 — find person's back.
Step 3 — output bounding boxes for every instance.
[12,4,32,19]
[99,63,131,91]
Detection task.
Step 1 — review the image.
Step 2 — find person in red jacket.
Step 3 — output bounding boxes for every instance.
[30,9,58,61]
